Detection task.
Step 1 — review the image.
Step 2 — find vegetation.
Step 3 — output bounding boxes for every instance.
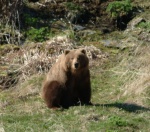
[0,0,23,44]
[137,22,150,29]
[1,46,150,131]
[65,2,83,11]
[106,0,133,18]
[25,27,51,42]
[0,0,150,132]
[24,14,39,27]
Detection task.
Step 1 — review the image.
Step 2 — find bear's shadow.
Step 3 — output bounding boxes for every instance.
[93,102,150,113]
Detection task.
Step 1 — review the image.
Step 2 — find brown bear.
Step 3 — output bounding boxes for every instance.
[42,48,91,109]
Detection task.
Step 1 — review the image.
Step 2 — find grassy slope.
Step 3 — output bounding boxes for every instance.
[1,1,150,132]
[1,43,150,132]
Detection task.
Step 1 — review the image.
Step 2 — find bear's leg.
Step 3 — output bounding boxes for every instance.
[78,78,92,105]
[43,81,64,109]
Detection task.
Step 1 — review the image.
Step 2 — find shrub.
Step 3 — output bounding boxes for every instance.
[24,14,39,27]
[26,27,50,42]
[106,0,133,18]
[65,2,82,11]
[137,22,150,29]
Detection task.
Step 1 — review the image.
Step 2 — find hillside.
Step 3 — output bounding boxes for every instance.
[0,0,150,131]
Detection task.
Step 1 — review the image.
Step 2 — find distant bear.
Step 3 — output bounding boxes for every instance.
[42,48,91,109]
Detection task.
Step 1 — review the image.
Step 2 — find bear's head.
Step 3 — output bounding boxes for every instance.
[64,49,89,74]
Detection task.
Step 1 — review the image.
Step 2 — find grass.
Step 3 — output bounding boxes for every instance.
[1,101,150,131]
[137,22,150,29]
[0,36,150,132]
[1,0,150,131]
[1,45,150,132]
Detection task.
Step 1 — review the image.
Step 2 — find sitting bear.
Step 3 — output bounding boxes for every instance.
[42,48,91,109]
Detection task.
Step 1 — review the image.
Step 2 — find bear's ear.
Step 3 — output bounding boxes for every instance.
[81,49,86,54]
[64,50,70,55]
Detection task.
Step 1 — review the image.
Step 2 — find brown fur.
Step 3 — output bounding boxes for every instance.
[42,48,91,109]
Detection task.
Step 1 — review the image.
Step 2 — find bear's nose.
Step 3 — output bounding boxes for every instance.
[75,63,79,69]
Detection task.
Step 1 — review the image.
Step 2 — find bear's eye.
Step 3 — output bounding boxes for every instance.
[71,57,74,60]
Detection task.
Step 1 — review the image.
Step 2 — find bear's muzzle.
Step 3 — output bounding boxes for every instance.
[74,62,79,69]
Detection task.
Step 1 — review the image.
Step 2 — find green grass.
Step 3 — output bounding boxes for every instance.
[1,45,150,132]
[106,0,133,18]
[1,61,150,132]
[137,22,150,29]
[1,103,150,131]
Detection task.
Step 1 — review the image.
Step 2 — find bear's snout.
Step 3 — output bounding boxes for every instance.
[74,62,79,69]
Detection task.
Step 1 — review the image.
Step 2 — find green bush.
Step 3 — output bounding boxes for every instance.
[65,2,82,11]
[106,0,133,18]
[137,22,150,29]
[24,14,39,26]
[26,27,50,42]
[108,116,128,127]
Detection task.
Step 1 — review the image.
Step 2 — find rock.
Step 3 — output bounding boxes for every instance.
[101,39,119,49]
[73,24,86,31]
[77,30,96,37]
[101,35,138,50]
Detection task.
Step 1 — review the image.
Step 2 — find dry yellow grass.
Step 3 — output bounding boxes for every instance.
[120,44,150,105]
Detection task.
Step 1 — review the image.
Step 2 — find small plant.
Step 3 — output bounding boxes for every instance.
[106,0,133,18]
[108,115,128,127]
[65,2,82,11]
[137,22,150,29]
[26,27,50,42]
[24,14,39,27]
